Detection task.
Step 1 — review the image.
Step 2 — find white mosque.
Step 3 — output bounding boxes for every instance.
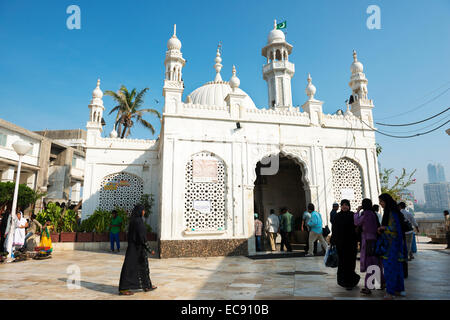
[82,21,380,258]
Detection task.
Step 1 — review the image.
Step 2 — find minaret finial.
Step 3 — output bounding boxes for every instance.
[173,24,177,36]
[305,73,316,100]
[214,43,223,82]
[353,50,357,62]
[96,78,100,87]
[230,65,240,90]
[274,19,277,29]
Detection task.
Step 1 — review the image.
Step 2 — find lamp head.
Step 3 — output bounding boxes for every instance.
[12,140,33,156]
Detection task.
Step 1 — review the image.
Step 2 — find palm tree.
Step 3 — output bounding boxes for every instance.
[104,85,161,139]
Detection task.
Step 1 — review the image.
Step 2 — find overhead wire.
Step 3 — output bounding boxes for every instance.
[375,107,449,127]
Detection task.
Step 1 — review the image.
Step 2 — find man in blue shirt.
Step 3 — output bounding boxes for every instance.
[305,203,328,257]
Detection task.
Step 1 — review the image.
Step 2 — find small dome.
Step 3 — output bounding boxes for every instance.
[350,50,363,73]
[109,129,118,138]
[268,29,285,44]
[229,65,240,90]
[167,35,181,50]
[93,79,103,99]
[188,82,257,109]
[305,73,316,99]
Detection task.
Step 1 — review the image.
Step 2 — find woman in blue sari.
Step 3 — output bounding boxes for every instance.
[378,193,407,299]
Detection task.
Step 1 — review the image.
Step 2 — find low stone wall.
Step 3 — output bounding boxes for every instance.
[52,241,158,253]
[159,239,248,258]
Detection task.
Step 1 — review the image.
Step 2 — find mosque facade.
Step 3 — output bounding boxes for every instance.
[82,22,381,258]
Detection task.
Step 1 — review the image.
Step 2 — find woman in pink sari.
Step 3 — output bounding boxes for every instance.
[354,198,385,295]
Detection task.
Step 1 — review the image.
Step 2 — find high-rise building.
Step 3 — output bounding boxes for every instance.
[436,164,446,182]
[424,182,450,210]
[427,164,437,183]
[428,163,447,183]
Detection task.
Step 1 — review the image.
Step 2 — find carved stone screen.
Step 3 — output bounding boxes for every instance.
[99,172,144,213]
[184,152,227,232]
[331,158,364,210]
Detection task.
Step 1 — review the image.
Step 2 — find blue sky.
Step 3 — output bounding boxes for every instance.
[0,0,449,202]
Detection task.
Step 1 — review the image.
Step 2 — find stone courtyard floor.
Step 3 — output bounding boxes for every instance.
[1,237,449,300]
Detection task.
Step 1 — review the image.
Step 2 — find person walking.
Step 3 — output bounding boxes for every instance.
[398,202,419,260]
[265,209,279,251]
[305,203,328,257]
[12,211,28,253]
[279,208,294,252]
[119,204,157,296]
[330,199,360,290]
[110,210,123,253]
[378,193,407,300]
[254,213,263,251]
[354,199,385,295]
[330,203,339,226]
[444,210,449,249]
[23,214,42,250]
[302,209,311,253]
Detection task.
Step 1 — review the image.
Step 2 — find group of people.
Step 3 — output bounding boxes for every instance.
[330,193,420,299]
[254,207,296,252]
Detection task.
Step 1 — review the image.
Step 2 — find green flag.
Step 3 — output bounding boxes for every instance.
[276,21,287,30]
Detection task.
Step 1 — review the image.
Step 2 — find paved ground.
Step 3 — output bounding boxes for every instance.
[1,237,449,300]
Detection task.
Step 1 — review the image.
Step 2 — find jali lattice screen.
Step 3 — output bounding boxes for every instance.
[331,158,364,210]
[184,152,227,232]
[99,172,144,213]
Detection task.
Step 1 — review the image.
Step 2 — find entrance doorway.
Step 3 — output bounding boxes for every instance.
[253,154,308,251]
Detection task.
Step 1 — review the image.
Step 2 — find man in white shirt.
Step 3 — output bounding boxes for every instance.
[399,202,419,260]
[265,209,279,251]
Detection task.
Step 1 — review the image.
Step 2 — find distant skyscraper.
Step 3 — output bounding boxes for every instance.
[424,182,450,210]
[436,164,446,182]
[428,164,438,183]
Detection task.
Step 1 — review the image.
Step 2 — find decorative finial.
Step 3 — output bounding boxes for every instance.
[97,78,101,87]
[274,19,277,30]
[353,50,357,62]
[214,43,223,82]
[173,24,176,36]
[305,73,316,100]
[229,65,240,90]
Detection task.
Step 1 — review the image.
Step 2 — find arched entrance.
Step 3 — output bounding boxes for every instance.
[253,154,309,250]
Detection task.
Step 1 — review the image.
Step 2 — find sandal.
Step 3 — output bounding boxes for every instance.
[360,288,372,295]
[119,290,134,296]
[143,285,157,292]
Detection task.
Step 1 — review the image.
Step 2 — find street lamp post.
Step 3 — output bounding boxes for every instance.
[5,140,33,260]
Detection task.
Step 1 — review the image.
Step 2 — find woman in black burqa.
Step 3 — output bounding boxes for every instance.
[118,204,157,295]
[330,199,360,290]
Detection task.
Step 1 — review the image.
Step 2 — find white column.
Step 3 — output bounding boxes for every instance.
[72,181,82,202]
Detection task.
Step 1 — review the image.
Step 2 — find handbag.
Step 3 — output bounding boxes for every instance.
[374,233,389,256]
[324,245,338,268]
[322,225,330,237]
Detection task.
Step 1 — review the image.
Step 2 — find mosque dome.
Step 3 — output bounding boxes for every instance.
[267,29,285,44]
[92,79,103,99]
[187,81,257,110]
[167,35,181,50]
[350,50,364,74]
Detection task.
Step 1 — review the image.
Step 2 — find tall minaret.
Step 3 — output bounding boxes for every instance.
[163,24,186,114]
[86,78,104,144]
[261,20,295,109]
[348,50,374,124]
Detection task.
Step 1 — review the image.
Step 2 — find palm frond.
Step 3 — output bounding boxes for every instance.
[139,119,156,135]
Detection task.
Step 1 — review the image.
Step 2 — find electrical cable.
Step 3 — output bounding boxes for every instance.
[375,82,450,120]
[360,117,450,138]
[375,107,450,127]
[378,114,450,134]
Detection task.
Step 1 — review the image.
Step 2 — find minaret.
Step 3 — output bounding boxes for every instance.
[261,20,295,109]
[348,50,374,123]
[301,74,323,126]
[86,78,104,144]
[163,24,186,114]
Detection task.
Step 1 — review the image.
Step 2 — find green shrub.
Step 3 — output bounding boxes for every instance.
[36,203,63,233]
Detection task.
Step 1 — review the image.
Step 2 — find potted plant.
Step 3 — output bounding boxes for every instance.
[76,217,94,242]
[92,209,111,242]
[145,223,156,241]
[115,207,129,241]
[60,209,78,242]
[36,203,62,243]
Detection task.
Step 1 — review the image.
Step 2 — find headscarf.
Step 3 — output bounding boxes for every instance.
[362,198,373,211]
[379,193,398,227]
[128,204,146,245]
[340,199,351,210]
